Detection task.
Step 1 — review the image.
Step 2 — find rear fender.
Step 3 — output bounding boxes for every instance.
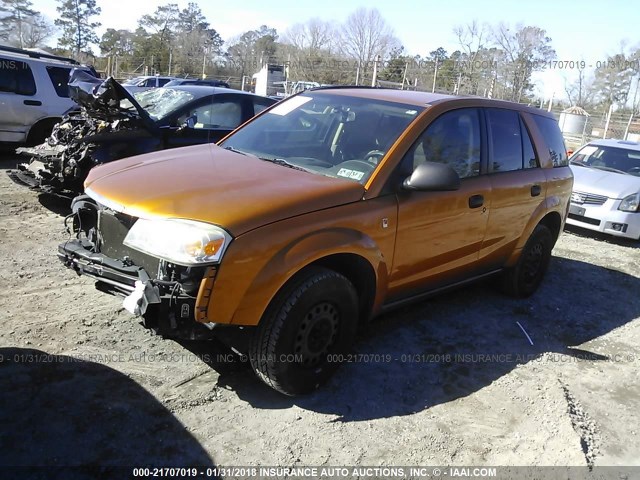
[505,198,564,267]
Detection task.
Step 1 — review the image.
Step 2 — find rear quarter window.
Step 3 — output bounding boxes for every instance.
[46,66,73,97]
[532,114,568,167]
[0,57,36,96]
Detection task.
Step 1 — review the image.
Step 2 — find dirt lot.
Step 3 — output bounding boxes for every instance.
[1,150,639,473]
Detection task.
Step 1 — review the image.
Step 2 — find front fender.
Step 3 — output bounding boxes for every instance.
[233,228,386,325]
[204,198,398,326]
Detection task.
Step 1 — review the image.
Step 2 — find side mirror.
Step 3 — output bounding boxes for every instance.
[403,161,461,191]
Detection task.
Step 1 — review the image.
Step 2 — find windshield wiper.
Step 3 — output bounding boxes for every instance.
[569,160,585,167]
[224,146,256,157]
[258,157,312,173]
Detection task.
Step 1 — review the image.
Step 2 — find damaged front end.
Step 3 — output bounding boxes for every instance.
[59,195,219,340]
[12,70,157,195]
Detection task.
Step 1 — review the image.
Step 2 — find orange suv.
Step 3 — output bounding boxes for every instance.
[59,87,573,395]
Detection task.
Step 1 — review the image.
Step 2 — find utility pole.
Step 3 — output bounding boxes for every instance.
[432,58,438,93]
[371,55,380,87]
[401,62,408,90]
[603,104,614,139]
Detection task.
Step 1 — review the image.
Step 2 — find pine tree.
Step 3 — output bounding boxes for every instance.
[55,0,101,57]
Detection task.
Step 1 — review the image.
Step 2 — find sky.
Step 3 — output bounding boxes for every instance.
[33,0,640,99]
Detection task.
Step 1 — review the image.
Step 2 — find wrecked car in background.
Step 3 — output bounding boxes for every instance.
[11,70,276,195]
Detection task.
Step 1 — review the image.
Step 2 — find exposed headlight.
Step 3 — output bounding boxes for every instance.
[123,219,232,266]
[618,193,640,212]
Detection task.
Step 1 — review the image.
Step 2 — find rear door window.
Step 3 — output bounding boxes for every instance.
[486,108,522,172]
[486,109,541,171]
[0,57,36,96]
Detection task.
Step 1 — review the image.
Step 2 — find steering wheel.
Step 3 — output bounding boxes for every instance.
[336,160,376,172]
[628,167,640,175]
[363,150,386,164]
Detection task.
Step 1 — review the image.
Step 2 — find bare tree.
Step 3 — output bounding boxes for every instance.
[21,13,55,48]
[284,18,334,53]
[493,23,556,101]
[563,62,596,107]
[0,0,44,48]
[338,8,400,81]
[281,18,336,82]
[453,20,489,94]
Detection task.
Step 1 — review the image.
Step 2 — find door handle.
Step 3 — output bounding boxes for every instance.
[468,194,484,209]
[531,185,541,197]
[23,100,42,106]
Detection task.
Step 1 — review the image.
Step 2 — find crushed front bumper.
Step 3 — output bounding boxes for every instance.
[58,238,217,339]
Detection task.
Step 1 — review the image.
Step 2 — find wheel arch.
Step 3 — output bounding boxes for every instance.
[306,253,378,327]
[538,210,562,246]
[26,117,61,146]
[221,228,388,327]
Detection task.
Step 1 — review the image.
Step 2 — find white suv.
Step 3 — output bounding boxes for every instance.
[0,45,95,145]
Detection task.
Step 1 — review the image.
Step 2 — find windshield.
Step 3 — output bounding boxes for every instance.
[220,92,423,185]
[570,144,640,176]
[124,88,195,120]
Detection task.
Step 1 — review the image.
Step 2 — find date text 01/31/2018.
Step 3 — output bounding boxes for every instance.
[527,59,639,70]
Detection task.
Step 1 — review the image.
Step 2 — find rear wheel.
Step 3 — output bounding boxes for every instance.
[502,224,553,297]
[249,267,358,395]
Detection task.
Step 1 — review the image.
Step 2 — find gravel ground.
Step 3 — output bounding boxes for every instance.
[0,151,639,473]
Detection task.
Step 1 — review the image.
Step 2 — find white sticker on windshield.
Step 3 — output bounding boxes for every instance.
[579,145,598,155]
[406,110,418,115]
[337,168,364,180]
[269,96,313,116]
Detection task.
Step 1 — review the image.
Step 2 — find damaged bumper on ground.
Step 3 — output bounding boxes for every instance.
[58,197,220,339]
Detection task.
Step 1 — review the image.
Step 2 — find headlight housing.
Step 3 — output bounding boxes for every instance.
[618,193,640,212]
[123,219,232,266]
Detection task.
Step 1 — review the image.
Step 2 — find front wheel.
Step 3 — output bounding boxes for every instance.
[249,267,358,395]
[502,224,553,298]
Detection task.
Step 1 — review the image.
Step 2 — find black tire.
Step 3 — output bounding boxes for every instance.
[502,224,553,298]
[249,267,358,395]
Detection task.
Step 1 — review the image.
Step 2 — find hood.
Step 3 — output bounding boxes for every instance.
[570,164,640,199]
[68,69,156,131]
[84,144,366,236]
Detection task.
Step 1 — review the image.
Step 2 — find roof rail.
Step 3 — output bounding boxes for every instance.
[0,44,80,65]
